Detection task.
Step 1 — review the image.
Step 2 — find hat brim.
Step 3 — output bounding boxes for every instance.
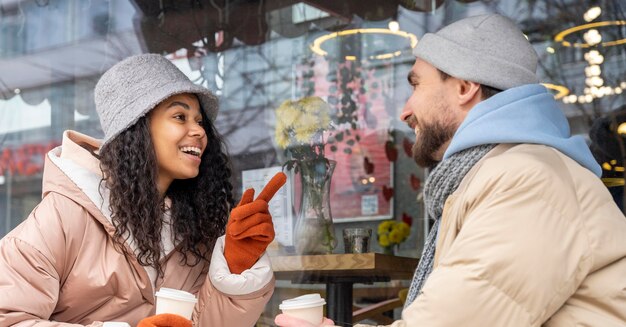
[100,80,219,150]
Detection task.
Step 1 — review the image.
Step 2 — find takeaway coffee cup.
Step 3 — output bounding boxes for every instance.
[155,288,198,320]
[279,293,326,325]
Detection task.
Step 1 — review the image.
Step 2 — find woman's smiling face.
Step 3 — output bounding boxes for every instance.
[148,93,208,194]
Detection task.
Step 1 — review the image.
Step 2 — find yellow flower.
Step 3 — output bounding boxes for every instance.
[301,96,331,115]
[275,130,290,149]
[318,111,331,128]
[276,100,301,127]
[300,97,331,131]
[274,118,288,149]
[294,127,315,143]
[377,220,410,246]
[378,234,390,247]
[397,222,411,238]
[273,96,332,162]
[389,229,402,244]
[378,220,393,234]
[293,112,319,143]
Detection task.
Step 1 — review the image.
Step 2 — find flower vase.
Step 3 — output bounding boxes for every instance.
[293,159,337,254]
[382,245,396,256]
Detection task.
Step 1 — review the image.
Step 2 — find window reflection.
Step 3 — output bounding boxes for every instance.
[1,1,625,324]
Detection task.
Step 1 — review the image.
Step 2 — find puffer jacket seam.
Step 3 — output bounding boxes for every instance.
[549,147,595,268]
[476,270,534,326]
[4,236,61,281]
[45,191,88,289]
[532,197,592,326]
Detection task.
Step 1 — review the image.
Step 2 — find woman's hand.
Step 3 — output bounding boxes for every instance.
[224,172,287,274]
[274,313,336,327]
[137,313,192,327]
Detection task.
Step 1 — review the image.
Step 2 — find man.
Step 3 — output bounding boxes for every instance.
[276,13,626,327]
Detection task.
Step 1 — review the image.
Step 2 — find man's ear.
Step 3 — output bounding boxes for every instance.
[457,80,482,107]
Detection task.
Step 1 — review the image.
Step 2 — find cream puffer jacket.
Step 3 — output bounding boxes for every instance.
[0,131,274,326]
[362,144,626,327]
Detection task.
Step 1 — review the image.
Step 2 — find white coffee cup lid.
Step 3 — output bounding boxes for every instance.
[155,287,198,303]
[279,293,326,310]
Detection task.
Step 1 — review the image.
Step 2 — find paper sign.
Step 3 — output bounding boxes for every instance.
[361,194,379,216]
[242,167,293,246]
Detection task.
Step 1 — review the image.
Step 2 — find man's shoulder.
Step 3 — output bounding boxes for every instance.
[458,143,610,211]
[456,143,601,205]
[486,143,567,169]
[468,144,570,187]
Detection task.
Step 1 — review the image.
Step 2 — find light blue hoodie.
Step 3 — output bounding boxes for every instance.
[443,84,602,177]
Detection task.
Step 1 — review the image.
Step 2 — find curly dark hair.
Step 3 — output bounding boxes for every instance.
[99,109,234,276]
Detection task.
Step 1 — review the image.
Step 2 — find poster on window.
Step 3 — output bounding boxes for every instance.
[241,166,294,246]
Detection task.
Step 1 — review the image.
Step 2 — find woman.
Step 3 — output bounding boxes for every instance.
[0,54,284,326]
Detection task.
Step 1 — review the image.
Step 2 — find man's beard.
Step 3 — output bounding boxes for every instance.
[412,119,456,168]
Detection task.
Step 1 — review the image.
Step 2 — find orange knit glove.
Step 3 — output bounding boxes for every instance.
[224,172,287,274]
[137,313,192,327]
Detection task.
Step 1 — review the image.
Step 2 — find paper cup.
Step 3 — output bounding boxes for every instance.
[155,288,198,320]
[279,293,326,325]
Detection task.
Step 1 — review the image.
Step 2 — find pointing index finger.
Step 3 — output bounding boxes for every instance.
[256,172,287,202]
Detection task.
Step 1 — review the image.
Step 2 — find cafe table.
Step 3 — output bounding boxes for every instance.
[270,253,419,327]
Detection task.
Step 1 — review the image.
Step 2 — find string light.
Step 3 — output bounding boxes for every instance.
[310,28,418,60]
[584,64,601,77]
[558,8,625,105]
[554,20,626,48]
[584,6,602,22]
[583,29,602,46]
[388,21,400,32]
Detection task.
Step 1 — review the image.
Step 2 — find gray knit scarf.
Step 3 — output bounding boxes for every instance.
[405,144,496,307]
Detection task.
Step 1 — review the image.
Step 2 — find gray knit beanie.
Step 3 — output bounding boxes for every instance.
[95,53,218,149]
[413,14,539,90]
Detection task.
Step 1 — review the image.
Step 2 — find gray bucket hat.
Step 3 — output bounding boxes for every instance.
[95,53,218,149]
[413,14,539,90]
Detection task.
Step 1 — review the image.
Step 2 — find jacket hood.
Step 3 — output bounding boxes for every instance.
[42,131,114,232]
[444,84,602,177]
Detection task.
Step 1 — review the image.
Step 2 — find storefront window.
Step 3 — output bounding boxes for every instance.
[1,0,624,325]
